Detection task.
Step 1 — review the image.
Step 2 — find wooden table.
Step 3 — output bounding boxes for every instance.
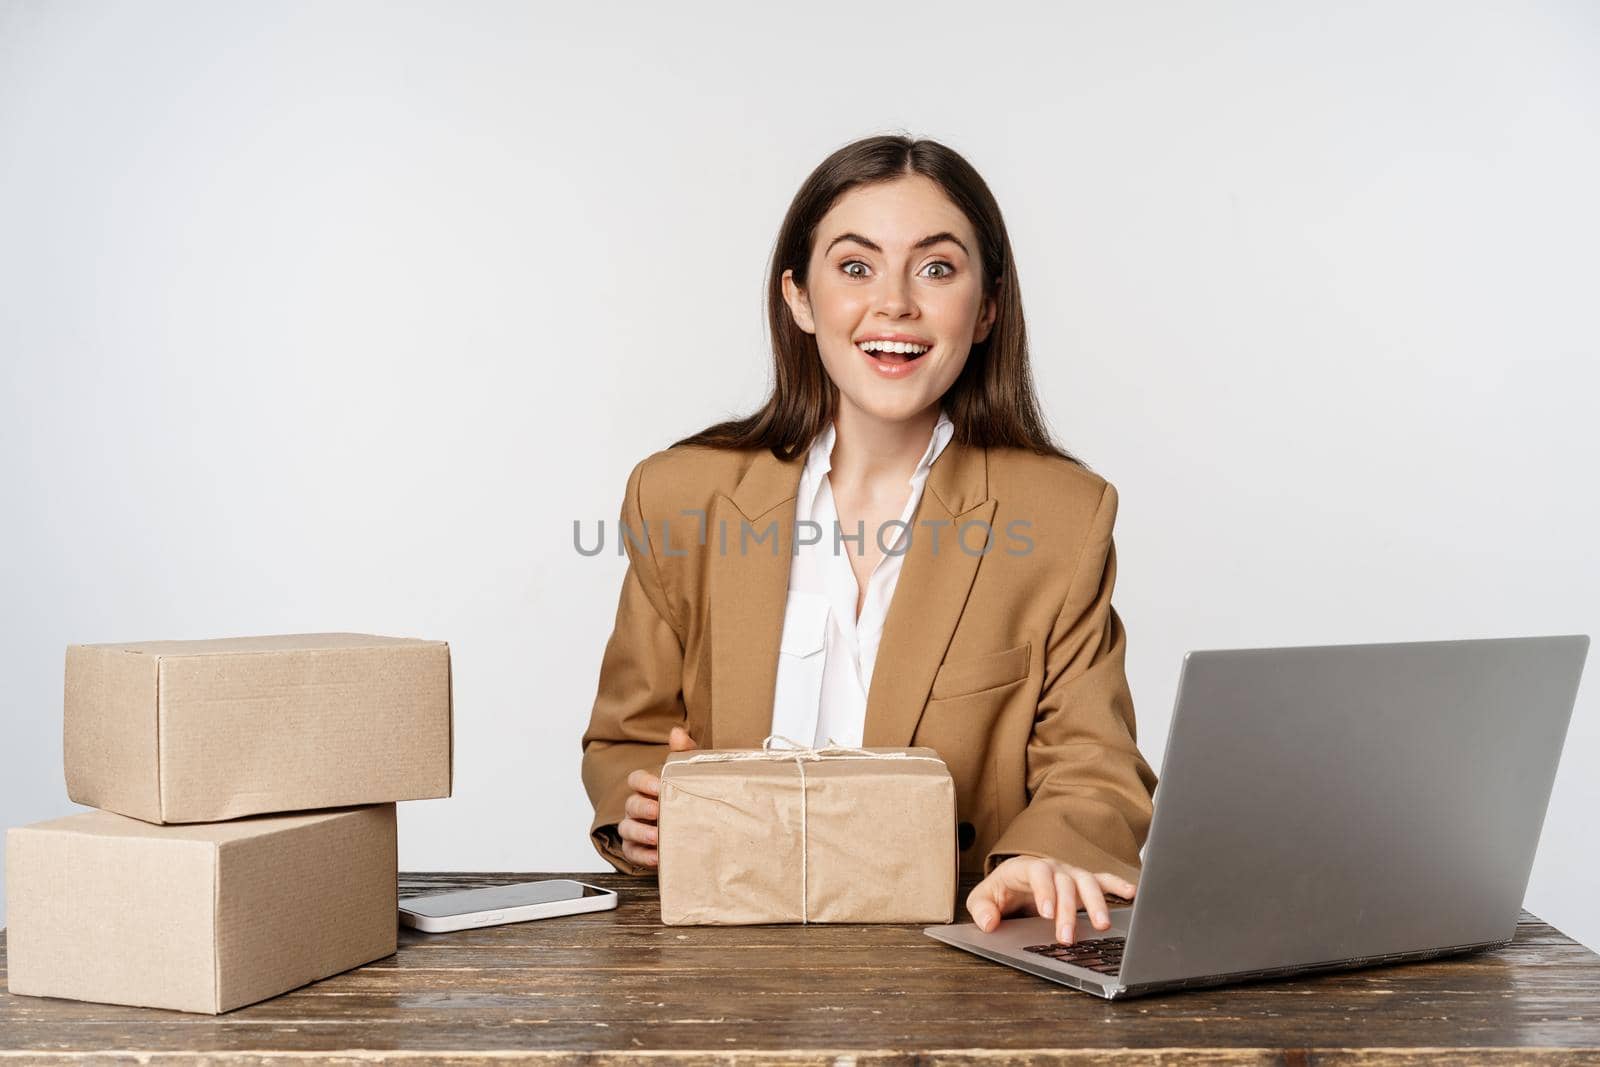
[3,872,1599,1063]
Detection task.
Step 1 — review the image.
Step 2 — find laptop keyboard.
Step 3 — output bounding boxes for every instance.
[1022,935,1126,975]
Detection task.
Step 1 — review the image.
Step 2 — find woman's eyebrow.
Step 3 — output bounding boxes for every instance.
[825,231,970,257]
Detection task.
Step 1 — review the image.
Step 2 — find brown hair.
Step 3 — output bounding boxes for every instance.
[669,133,1082,467]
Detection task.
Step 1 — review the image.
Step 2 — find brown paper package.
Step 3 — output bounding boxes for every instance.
[657,746,957,925]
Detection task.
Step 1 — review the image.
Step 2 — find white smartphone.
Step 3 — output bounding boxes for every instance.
[398,879,618,933]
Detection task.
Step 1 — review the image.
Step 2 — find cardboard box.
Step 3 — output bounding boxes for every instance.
[657,745,958,925]
[5,805,398,1014]
[64,633,452,823]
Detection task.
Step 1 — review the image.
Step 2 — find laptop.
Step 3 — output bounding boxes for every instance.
[925,633,1590,999]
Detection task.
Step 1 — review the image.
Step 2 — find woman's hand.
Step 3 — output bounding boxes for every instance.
[617,725,699,869]
[966,855,1137,944]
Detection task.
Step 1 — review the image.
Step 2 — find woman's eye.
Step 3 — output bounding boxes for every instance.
[839,260,956,279]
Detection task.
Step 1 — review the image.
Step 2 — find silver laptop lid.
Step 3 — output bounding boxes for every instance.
[1119,634,1588,988]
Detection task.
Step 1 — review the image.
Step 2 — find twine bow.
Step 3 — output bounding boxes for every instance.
[660,733,945,923]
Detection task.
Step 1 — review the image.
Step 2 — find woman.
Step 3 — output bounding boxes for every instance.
[580,134,1159,946]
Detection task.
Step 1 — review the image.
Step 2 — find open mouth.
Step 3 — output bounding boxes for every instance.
[856,341,931,365]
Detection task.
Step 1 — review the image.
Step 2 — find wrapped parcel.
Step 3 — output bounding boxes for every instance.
[657,742,957,925]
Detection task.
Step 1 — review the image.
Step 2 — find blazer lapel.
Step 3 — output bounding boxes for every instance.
[707,433,993,751]
[863,435,993,748]
[709,446,804,748]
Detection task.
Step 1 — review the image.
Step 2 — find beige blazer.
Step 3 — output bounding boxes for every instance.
[579,433,1159,884]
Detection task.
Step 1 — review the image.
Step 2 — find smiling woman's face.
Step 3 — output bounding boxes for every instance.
[783,174,996,425]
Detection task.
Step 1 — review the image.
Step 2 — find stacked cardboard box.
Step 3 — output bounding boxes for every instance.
[5,633,453,1014]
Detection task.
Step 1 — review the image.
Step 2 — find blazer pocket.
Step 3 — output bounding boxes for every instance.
[928,642,1031,701]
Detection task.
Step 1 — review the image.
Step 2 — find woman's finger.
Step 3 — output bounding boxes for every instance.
[1073,868,1111,931]
[627,768,662,798]
[966,870,1015,932]
[965,880,998,931]
[620,839,658,868]
[618,817,658,847]
[624,793,659,821]
[1053,868,1080,943]
[1026,859,1056,921]
[1095,872,1137,901]
[1096,872,1137,903]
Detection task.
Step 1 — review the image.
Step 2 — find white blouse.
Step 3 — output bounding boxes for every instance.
[768,407,956,748]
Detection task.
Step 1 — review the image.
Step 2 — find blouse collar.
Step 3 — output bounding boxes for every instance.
[804,406,955,490]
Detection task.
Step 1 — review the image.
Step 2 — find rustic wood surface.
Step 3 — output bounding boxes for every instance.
[1,871,1597,1064]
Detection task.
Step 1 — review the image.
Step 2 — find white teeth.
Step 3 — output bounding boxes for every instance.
[858,340,930,355]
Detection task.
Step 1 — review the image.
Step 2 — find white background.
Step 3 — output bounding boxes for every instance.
[2,1,1596,949]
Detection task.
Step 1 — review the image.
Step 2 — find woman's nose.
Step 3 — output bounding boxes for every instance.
[872,276,917,318]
